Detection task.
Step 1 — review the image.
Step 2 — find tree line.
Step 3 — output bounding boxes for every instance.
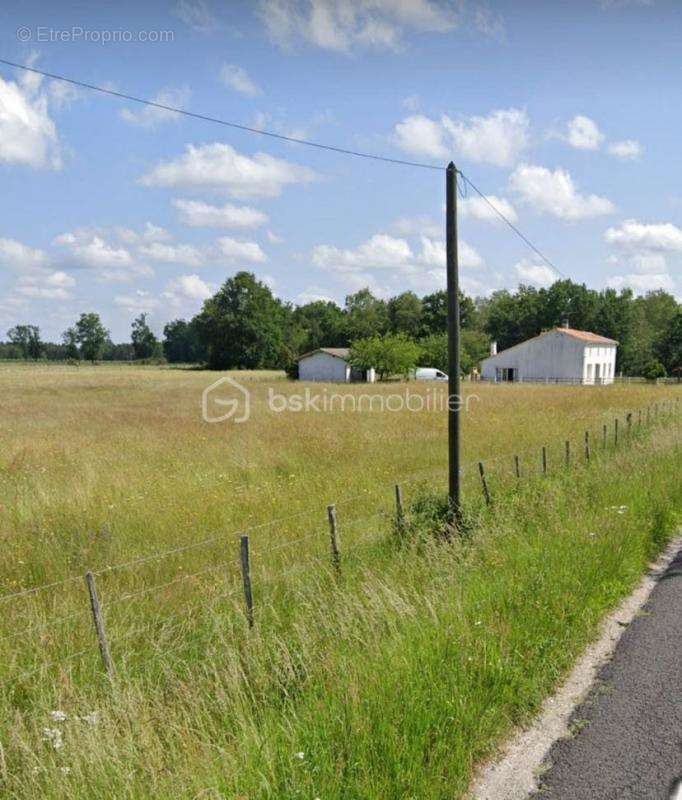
[2,271,680,377]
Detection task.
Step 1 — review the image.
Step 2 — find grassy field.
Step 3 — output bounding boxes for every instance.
[0,364,680,798]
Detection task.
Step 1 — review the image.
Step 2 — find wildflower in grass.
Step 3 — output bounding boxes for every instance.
[50,710,68,723]
[42,728,64,750]
[79,712,99,726]
[294,751,305,760]
[60,766,71,775]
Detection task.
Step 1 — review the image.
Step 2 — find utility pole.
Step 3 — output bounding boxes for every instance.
[446,162,461,522]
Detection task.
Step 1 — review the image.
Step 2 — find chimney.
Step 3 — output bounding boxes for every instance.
[561,318,569,329]
[490,340,497,356]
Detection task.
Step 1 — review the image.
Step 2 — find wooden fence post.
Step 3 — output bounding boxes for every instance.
[542,446,547,476]
[85,571,114,679]
[565,440,570,468]
[514,454,520,480]
[478,461,491,506]
[614,418,619,446]
[584,430,590,462]
[638,409,642,427]
[602,423,607,449]
[627,412,632,435]
[327,504,341,572]
[395,484,405,534]
[240,535,254,628]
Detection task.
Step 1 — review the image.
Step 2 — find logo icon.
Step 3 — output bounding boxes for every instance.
[202,377,251,424]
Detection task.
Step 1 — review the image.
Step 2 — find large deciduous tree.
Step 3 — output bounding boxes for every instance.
[74,313,109,363]
[7,325,43,360]
[131,314,159,360]
[195,272,287,370]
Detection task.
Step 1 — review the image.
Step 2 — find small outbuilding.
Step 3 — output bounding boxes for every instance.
[297,347,376,383]
[480,325,618,385]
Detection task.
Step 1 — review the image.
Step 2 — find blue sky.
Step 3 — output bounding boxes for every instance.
[0,0,680,340]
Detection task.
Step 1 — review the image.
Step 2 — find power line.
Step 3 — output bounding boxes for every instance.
[0,57,443,173]
[459,172,567,279]
[0,58,570,281]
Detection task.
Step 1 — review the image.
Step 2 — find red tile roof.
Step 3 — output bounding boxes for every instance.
[556,328,618,345]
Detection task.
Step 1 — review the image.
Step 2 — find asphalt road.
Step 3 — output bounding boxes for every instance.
[531,546,682,800]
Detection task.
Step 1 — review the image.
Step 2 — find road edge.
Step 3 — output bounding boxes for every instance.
[468,532,682,800]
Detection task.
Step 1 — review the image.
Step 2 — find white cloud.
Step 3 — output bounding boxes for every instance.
[607,273,675,293]
[138,241,206,268]
[565,115,604,150]
[296,287,335,304]
[220,64,262,97]
[604,219,682,251]
[392,115,448,159]
[53,229,154,282]
[510,164,615,221]
[313,233,413,271]
[258,0,461,52]
[394,108,529,167]
[474,4,505,38]
[172,0,217,32]
[173,198,268,228]
[416,236,484,269]
[215,237,268,263]
[267,230,284,244]
[114,290,160,314]
[441,108,529,167]
[0,75,61,169]
[630,253,667,273]
[140,142,316,198]
[514,259,558,287]
[311,232,483,283]
[0,238,50,271]
[120,86,190,128]
[16,270,76,300]
[393,216,442,239]
[608,139,642,160]
[116,222,172,245]
[459,195,518,224]
[162,274,215,311]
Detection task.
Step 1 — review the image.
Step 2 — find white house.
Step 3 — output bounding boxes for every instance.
[297,348,376,383]
[480,326,618,385]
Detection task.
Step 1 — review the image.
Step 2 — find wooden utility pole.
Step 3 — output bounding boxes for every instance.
[446,162,461,522]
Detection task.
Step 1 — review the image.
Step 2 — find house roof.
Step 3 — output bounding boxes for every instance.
[297,347,350,362]
[558,327,618,345]
[482,327,618,363]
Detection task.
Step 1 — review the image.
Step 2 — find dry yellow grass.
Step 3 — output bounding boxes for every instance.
[0,363,680,799]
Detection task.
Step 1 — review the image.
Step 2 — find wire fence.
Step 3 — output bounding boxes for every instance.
[1,396,678,690]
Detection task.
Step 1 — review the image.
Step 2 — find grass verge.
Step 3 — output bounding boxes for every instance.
[2,420,680,799]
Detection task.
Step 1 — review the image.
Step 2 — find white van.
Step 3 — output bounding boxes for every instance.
[415,367,448,381]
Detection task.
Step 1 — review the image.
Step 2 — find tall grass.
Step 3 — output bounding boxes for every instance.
[0,365,679,798]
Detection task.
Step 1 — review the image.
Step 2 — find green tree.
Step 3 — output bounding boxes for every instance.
[387,292,422,338]
[344,289,389,341]
[74,313,109,363]
[163,319,206,363]
[131,313,159,360]
[195,272,287,370]
[293,300,347,351]
[655,308,682,375]
[349,333,422,381]
[62,327,80,360]
[7,325,43,360]
[418,330,490,375]
[642,360,667,380]
[420,290,477,336]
